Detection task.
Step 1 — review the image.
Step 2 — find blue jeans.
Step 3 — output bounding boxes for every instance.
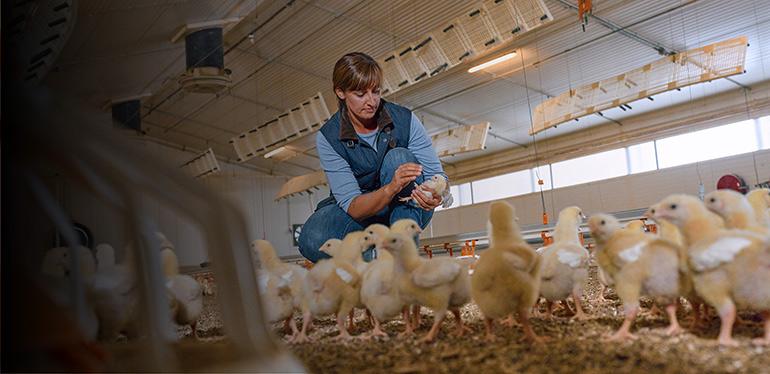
[298,148,434,262]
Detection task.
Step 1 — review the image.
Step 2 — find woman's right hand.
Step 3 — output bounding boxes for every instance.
[388,163,422,194]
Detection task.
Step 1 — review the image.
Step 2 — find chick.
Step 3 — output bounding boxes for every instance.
[161,245,203,339]
[538,206,590,319]
[296,233,366,342]
[706,189,770,236]
[471,201,543,342]
[746,188,770,229]
[625,220,646,232]
[399,174,454,208]
[360,224,403,339]
[384,219,472,343]
[652,194,770,346]
[40,246,99,340]
[41,245,96,279]
[252,240,308,340]
[90,243,139,341]
[390,219,428,330]
[589,214,690,341]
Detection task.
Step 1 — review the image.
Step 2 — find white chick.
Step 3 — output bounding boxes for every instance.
[251,240,308,340]
[538,206,590,319]
[360,224,403,339]
[652,194,770,346]
[390,219,430,332]
[589,214,690,341]
[90,243,139,341]
[399,174,454,208]
[295,234,366,342]
[471,201,543,342]
[706,189,770,236]
[161,245,203,339]
[40,245,99,340]
[381,223,471,343]
[746,188,770,229]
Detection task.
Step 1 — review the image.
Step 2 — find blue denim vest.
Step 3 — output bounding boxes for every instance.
[316,100,412,211]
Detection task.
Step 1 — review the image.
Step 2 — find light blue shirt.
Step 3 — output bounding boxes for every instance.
[317,113,446,213]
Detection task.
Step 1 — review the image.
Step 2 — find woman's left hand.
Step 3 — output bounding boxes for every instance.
[411,185,442,211]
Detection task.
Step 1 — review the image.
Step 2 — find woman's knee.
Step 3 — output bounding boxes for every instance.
[383,147,417,166]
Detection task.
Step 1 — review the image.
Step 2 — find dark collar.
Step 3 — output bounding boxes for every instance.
[339,100,394,141]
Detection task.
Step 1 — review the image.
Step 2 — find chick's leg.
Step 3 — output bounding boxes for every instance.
[332,311,354,341]
[362,317,389,340]
[292,310,312,343]
[605,302,639,341]
[517,305,545,344]
[484,317,496,342]
[450,308,472,336]
[412,305,422,327]
[397,306,414,339]
[571,285,588,320]
[288,315,300,340]
[420,310,446,343]
[664,302,683,336]
[715,300,739,347]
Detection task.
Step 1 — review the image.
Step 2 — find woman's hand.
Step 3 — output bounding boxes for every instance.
[411,185,442,211]
[388,163,422,194]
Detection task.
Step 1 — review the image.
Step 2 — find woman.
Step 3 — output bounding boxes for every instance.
[298,52,448,262]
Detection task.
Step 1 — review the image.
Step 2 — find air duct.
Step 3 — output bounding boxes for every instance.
[178,28,232,94]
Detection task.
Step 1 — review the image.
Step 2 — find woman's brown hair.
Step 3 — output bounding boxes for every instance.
[332,52,382,108]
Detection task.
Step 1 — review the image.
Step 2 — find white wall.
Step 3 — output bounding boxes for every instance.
[424,148,770,238]
[58,139,321,268]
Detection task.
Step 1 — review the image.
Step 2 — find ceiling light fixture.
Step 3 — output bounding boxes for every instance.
[467,52,517,73]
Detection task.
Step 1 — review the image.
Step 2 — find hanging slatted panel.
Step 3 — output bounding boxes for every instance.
[378,0,553,95]
[180,148,221,178]
[483,0,525,40]
[413,36,451,77]
[457,6,500,53]
[531,36,749,135]
[230,92,331,162]
[275,170,328,201]
[432,122,491,157]
[512,0,553,31]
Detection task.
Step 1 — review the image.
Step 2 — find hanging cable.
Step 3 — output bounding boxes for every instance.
[519,48,548,224]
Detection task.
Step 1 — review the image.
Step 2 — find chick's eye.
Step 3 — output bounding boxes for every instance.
[709,198,716,203]
[600,220,606,225]
[670,204,677,210]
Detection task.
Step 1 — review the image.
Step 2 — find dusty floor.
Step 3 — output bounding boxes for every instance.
[109,266,770,373]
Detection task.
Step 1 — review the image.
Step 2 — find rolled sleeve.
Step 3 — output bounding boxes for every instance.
[316,132,361,213]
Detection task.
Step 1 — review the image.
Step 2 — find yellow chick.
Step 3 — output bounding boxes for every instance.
[538,206,590,319]
[471,201,543,342]
[625,220,646,232]
[390,219,427,330]
[296,233,366,342]
[381,228,471,343]
[747,188,770,229]
[161,245,203,339]
[652,194,770,346]
[705,189,770,236]
[589,214,690,341]
[251,240,308,340]
[360,224,403,339]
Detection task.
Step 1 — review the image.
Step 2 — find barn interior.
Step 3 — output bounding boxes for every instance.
[3,0,770,372]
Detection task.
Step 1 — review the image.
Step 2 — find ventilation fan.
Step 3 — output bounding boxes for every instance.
[177,28,232,94]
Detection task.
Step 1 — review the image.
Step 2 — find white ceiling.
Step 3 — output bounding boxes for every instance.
[45,0,770,176]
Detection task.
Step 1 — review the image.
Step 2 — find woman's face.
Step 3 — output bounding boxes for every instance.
[336,86,381,121]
